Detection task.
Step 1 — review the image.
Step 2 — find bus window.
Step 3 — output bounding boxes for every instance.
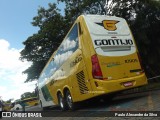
[54,24,79,68]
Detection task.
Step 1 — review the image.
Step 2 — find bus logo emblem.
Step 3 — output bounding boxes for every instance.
[102,20,119,31]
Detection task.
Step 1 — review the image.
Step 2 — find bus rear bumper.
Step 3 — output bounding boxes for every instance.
[92,73,148,95]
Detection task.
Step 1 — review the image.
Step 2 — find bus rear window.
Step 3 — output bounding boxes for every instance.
[84,15,136,56]
[101,46,131,52]
[84,15,130,35]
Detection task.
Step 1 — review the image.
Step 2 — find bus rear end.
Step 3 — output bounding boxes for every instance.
[84,15,148,95]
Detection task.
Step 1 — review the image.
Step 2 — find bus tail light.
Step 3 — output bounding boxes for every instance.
[91,54,103,80]
[137,52,144,73]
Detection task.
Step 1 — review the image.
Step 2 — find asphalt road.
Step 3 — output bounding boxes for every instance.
[2,89,160,120]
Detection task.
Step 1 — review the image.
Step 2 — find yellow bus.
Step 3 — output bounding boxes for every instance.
[21,97,39,107]
[10,97,38,111]
[38,15,148,110]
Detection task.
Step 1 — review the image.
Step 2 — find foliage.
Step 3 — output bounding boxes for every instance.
[20,3,68,82]
[58,0,107,23]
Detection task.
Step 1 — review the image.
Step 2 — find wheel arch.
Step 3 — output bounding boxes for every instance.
[57,90,62,96]
[63,87,71,98]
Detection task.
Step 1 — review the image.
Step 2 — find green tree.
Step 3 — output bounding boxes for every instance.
[20,3,68,82]
[58,0,108,22]
[131,0,160,79]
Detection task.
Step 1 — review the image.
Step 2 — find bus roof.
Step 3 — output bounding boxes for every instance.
[82,14,130,36]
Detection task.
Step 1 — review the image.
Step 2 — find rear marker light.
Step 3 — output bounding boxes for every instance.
[91,54,103,80]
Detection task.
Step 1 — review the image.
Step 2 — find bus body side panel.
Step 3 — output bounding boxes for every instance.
[44,19,94,103]
[67,49,93,102]
[39,85,55,107]
[79,16,107,98]
[68,16,104,102]
[63,17,94,102]
[38,52,57,108]
[46,46,93,103]
[46,59,71,105]
[46,78,66,105]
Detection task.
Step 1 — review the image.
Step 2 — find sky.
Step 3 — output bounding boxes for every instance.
[0,0,65,101]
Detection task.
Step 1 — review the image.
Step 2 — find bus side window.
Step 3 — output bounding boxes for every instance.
[48,59,57,78]
[64,23,79,53]
[53,24,79,70]
[39,24,79,84]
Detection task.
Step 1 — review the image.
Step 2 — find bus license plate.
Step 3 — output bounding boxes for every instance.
[123,82,133,87]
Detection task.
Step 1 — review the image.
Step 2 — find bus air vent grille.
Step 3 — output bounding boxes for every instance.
[76,71,89,94]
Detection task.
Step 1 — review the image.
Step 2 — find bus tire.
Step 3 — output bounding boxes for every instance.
[16,107,19,110]
[58,93,67,111]
[65,90,76,111]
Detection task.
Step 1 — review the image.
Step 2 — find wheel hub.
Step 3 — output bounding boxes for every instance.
[67,94,72,108]
[59,96,64,108]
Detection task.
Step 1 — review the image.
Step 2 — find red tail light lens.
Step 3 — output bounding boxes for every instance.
[137,52,144,72]
[91,54,103,79]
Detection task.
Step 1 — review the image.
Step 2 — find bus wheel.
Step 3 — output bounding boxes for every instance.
[65,90,76,110]
[58,93,67,111]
